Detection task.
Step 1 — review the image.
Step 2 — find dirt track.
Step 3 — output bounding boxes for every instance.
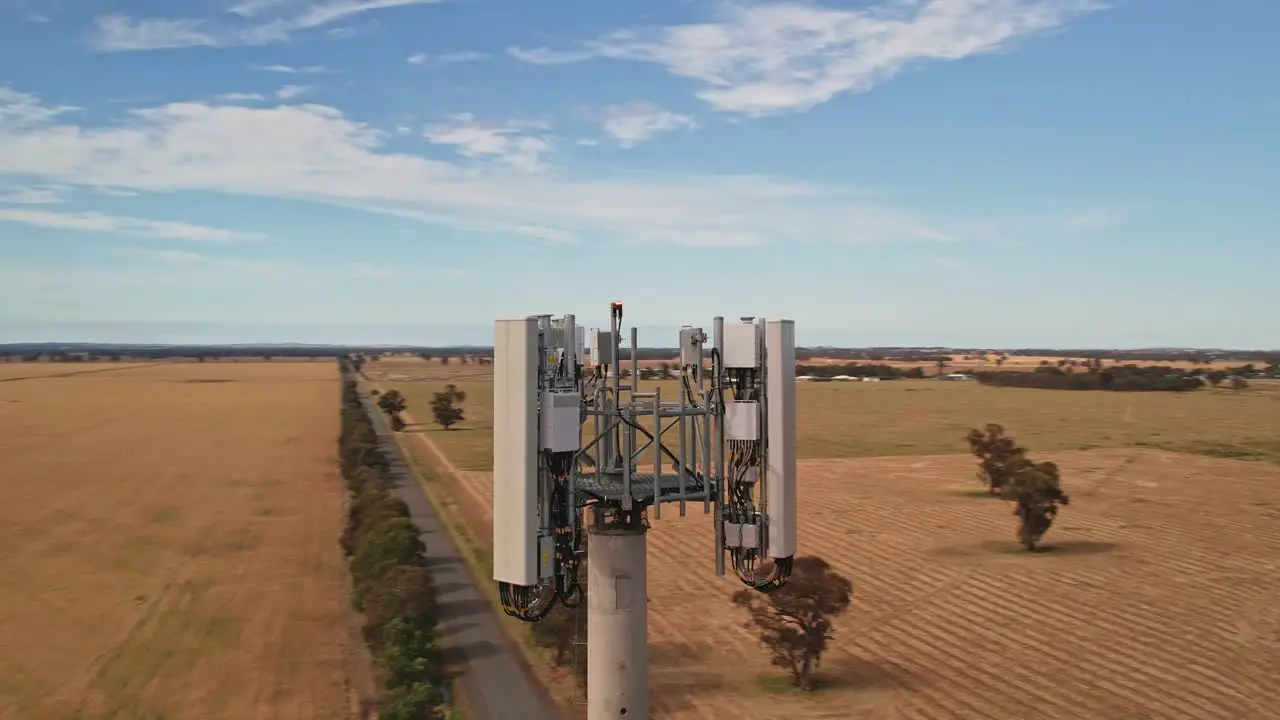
[425,447,1280,719]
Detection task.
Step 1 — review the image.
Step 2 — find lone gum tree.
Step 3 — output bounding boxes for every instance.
[965,423,1026,495]
[377,389,408,432]
[732,556,853,691]
[1002,458,1070,552]
[430,384,466,430]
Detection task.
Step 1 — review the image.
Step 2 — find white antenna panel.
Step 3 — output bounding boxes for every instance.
[493,317,539,586]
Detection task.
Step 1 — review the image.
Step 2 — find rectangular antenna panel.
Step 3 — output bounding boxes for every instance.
[540,391,581,452]
[547,324,565,350]
[587,330,615,367]
[493,318,539,585]
[679,326,704,367]
[722,322,759,369]
[765,319,797,559]
[725,400,760,441]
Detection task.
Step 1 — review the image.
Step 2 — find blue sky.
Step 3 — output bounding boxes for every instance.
[0,0,1276,348]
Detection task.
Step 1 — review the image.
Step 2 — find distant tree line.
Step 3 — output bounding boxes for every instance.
[1001,349,1280,365]
[975,364,1207,392]
[795,349,955,362]
[0,344,497,362]
[337,359,450,719]
[796,363,926,379]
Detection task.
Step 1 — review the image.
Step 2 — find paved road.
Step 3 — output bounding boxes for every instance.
[358,389,561,720]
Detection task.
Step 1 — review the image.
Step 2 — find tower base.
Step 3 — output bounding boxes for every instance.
[587,507,648,719]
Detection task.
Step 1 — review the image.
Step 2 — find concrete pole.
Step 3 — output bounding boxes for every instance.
[587,510,648,719]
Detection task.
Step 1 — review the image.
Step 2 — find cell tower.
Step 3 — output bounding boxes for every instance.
[492,303,797,719]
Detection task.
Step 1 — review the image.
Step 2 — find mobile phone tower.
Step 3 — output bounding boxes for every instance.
[492,302,797,720]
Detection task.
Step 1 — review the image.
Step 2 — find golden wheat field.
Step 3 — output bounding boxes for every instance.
[0,362,360,720]
[372,357,1280,719]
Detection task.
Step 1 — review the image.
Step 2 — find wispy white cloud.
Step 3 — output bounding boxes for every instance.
[121,247,303,275]
[228,0,291,18]
[0,207,265,242]
[510,0,1107,116]
[214,84,313,103]
[250,63,332,74]
[290,0,446,30]
[423,114,552,173]
[0,86,77,127]
[95,187,141,198]
[0,186,64,204]
[92,15,221,51]
[1,0,54,22]
[92,0,450,52]
[275,84,311,99]
[506,46,595,66]
[358,204,579,244]
[120,249,461,282]
[0,85,1030,247]
[407,50,488,66]
[595,101,697,147]
[216,91,268,102]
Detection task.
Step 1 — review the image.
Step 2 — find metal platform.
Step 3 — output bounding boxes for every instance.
[575,471,713,504]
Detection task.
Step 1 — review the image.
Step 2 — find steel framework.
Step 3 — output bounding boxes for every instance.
[493,303,797,719]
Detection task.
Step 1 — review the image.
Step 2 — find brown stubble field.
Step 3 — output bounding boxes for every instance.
[371,356,1280,719]
[0,362,360,720]
[413,449,1280,719]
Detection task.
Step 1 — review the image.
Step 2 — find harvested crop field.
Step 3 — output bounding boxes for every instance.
[0,362,359,720]
[371,359,1280,469]
[411,443,1280,719]
[0,362,154,381]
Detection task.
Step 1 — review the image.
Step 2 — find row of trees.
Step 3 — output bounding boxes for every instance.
[975,366,1206,392]
[372,385,467,432]
[974,363,1262,392]
[338,368,451,719]
[416,353,491,366]
[1005,349,1280,365]
[796,363,926,379]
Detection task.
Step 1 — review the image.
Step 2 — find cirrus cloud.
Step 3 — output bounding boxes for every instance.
[510,0,1108,116]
